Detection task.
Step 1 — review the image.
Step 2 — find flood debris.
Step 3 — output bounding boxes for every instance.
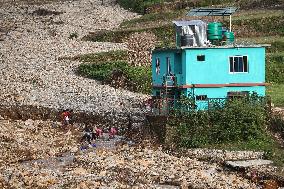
[1,118,284,188]
[0,118,262,188]
[226,159,273,169]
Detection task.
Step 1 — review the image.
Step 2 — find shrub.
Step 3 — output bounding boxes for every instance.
[167,95,269,148]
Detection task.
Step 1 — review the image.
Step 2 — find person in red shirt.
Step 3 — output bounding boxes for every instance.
[109,127,117,138]
[95,127,102,138]
[61,109,71,127]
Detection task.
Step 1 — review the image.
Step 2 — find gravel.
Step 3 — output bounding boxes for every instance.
[0,0,147,126]
[0,119,261,189]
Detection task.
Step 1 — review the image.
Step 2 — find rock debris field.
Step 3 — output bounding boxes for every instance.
[0,119,262,189]
[0,0,279,188]
[0,0,146,125]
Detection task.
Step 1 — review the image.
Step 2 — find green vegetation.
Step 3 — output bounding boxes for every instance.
[117,0,166,14]
[164,95,284,166]
[83,24,175,47]
[167,95,267,147]
[266,54,284,84]
[266,43,284,107]
[267,84,284,107]
[117,0,236,14]
[233,15,284,36]
[120,10,185,28]
[77,51,151,94]
[76,50,128,63]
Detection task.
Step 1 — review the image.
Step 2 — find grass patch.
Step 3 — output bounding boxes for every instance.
[120,10,185,28]
[233,15,284,36]
[84,24,175,47]
[234,10,284,21]
[266,53,284,84]
[117,0,236,14]
[78,61,151,94]
[267,83,284,107]
[117,0,166,14]
[77,51,151,94]
[77,50,128,63]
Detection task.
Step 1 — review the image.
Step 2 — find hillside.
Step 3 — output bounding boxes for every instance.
[0,0,147,128]
[83,0,284,106]
[1,0,284,188]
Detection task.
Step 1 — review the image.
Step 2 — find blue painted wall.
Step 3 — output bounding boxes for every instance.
[152,50,178,86]
[184,47,265,85]
[186,86,265,109]
[152,46,266,109]
[152,47,265,87]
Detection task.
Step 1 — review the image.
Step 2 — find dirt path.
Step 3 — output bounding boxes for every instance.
[0,0,146,126]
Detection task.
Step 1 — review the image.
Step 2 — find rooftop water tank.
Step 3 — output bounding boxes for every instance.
[223,31,235,45]
[207,22,222,42]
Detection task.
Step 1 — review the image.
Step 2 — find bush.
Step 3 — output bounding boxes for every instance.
[167,95,269,148]
[78,61,151,94]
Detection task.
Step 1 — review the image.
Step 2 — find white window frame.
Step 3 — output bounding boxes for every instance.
[229,55,249,74]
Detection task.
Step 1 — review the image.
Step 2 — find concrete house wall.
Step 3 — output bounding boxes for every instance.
[151,46,266,109]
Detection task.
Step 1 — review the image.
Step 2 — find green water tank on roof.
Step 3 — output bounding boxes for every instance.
[223,31,235,44]
[207,22,222,41]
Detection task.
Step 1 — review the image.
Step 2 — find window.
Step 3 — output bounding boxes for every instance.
[197,55,205,61]
[155,58,160,75]
[227,91,249,99]
[196,95,207,101]
[229,56,248,73]
[166,57,171,75]
[156,91,161,97]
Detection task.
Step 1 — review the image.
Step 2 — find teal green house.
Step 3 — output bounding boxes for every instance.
[151,20,267,110]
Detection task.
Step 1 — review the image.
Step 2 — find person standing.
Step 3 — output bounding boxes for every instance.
[61,109,71,127]
[81,126,96,144]
[109,127,117,138]
[95,127,103,138]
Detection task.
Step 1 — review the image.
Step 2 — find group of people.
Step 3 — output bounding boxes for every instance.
[61,109,118,145]
[81,126,118,144]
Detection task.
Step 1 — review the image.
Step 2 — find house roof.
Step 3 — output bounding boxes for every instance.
[187,7,238,17]
[172,20,206,27]
[153,44,270,52]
